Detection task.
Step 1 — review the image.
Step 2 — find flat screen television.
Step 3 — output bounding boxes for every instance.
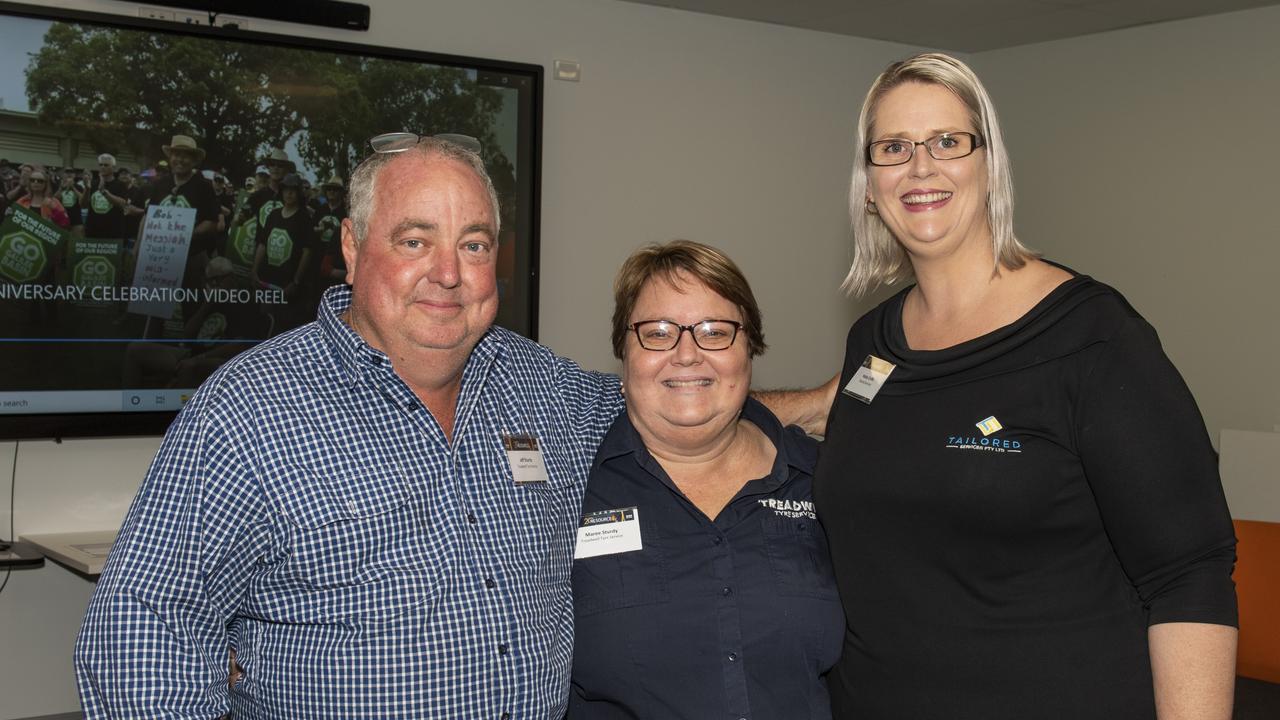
[0,1,542,440]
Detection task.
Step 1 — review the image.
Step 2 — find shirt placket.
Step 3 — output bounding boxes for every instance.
[711,516,751,719]
[452,359,522,719]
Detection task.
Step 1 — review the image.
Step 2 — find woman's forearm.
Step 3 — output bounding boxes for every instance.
[1149,622,1237,720]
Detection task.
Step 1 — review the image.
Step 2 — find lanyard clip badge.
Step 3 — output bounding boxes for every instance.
[501,432,549,484]
[842,355,896,404]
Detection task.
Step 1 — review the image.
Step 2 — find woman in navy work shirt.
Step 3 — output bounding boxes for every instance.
[570,240,844,719]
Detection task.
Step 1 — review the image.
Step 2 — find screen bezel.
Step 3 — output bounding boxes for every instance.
[0,1,543,440]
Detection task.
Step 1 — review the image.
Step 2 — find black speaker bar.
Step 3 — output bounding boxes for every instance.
[139,0,371,31]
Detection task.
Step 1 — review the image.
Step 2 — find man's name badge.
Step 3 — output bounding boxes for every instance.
[502,433,550,485]
[574,507,643,560]
[843,354,896,404]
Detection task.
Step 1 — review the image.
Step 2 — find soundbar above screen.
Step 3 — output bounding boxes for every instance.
[0,2,542,439]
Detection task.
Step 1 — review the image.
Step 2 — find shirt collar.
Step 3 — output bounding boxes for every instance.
[597,395,814,490]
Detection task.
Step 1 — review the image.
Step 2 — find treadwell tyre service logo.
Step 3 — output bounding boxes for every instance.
[945,415,1022,453]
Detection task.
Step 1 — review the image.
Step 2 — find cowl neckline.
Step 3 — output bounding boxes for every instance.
[864,264,1126,396]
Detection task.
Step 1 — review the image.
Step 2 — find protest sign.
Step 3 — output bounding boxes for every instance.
[0,204,66,285]
[129,204,195,319]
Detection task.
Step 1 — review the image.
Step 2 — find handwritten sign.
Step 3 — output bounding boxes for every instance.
[129,205,196,318]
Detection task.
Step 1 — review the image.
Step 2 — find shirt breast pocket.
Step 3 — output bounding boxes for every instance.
[572,519,670,617]
[762,516,840,600]
[271,464,436,622]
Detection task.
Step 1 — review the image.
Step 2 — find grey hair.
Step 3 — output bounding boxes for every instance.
[843,52,1036,297]
[347,137,500,245]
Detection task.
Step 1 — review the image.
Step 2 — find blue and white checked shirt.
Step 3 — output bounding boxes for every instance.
[75,286,623,719]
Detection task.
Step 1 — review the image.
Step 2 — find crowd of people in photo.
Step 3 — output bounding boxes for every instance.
[0,136,351,389]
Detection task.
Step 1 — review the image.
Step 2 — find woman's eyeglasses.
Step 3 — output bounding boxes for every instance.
[866,132,984,166]
[629,320,742,351]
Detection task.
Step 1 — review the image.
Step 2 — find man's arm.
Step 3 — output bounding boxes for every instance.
[1149,622,1237,720]
[753,373,838,436]
[75,391,263,719]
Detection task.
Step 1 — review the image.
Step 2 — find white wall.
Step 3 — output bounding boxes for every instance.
[0,1,920,716]
[969,5,1280,443]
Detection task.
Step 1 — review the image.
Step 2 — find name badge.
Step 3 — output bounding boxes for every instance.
[842,354,896,404]
[502,433,550,485]
[574,507,643,559]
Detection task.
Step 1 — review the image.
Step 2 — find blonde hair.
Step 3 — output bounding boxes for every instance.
[843,53,1036,297]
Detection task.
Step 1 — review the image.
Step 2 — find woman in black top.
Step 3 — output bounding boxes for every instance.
[812,53,1236,720]
[571,241,843,719]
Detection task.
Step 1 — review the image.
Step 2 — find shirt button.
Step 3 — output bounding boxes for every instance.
[727,652,738,662]
[500,714,510,720]
[722,586,732,596]
[498,643,509,655]
[485,577,496,589]
[712,536,723,546]
[467,513,478,524]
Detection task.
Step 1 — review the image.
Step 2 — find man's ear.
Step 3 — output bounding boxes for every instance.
[340,218,358,285]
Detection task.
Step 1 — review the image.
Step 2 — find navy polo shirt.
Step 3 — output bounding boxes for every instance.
[570,397,844,720]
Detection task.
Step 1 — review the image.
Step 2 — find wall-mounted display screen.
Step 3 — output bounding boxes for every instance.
[0,1,542,439]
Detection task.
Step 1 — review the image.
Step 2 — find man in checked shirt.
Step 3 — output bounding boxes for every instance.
[74,135,829,719]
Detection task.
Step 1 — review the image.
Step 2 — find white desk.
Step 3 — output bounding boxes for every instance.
[20,530,117,576]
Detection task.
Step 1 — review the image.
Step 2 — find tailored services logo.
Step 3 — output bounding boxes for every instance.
[945,415,1022,454]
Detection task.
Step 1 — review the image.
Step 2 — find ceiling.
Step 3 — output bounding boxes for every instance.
[617,0,1280,52]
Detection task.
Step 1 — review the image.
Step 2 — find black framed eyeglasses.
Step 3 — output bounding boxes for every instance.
[866,132,984,166]
[368,132,482,155]
[629,319,742,352]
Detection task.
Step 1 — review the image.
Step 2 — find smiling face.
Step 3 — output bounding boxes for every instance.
[867,81,991,261]
[341,151,498,370]
[623,271,751,448]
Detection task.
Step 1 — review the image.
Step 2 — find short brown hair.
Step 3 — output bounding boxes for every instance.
[611,240,766,359]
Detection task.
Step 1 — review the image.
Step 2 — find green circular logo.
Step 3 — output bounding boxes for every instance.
[74,255,116,288]
[198,311,228,340]
[0,231,48,283]
[231,221,257,264]
[266,228,294,267]
[319,215,340,244]
[258,199,283,228]
[90,190,111,214]
[160,194,192,209]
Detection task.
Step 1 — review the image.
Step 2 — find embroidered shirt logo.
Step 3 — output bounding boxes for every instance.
[757,498,816,519]
[945,416,1022,454]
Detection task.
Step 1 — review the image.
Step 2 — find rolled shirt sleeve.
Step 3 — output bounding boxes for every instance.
[1075,317,1237,627]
